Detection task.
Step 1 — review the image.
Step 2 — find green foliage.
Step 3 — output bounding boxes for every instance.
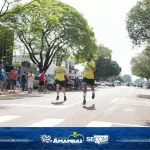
[0,25,14,60]
[122,74,132,83]
[126,0,150,45]
[110,61,122,77]
[95,45,121,80]
[114,76,123,82]
[131,48,150,79]
[2,0,97,72]
[97,45,112,59]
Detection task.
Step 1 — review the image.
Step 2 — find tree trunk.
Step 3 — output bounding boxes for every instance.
[38,64,43,73]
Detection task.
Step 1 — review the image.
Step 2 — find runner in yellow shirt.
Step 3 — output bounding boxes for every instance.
[83,54,96,105]
[54,59,67,101]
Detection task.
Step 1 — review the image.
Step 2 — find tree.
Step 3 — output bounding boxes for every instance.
[126,0,150,46]
[131,49,150,80]
[122,74,132,83]
[110,61,122,77]
[0,0,36,18]
[95,45,121,80]
[0,25,14,60]
[114,76,123,82]
[95,56,111,80]
[2,0,97,72]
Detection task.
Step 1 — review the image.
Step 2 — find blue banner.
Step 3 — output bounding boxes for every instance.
[0,127,150,150]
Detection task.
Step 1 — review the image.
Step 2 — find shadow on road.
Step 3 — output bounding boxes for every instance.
[0,106,7,109]
[51,102,64,105]
[137,94,150,99]
[145,121,150,126]
[83,104,96,110]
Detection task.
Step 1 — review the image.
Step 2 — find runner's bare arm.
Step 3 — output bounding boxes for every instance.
[54,70,56,77]
[63,69,66,75]
[87,63,96,72]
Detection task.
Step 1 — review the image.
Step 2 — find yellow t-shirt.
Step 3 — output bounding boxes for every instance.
[83,61,95,79]
[54,66,66,81]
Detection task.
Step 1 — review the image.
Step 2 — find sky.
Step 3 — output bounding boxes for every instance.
[0,0,143,80]
[60,0,142,80]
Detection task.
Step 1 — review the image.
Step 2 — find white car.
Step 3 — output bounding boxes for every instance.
[100,81,107,86]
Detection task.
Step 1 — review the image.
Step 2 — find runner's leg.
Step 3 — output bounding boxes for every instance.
[83,80,88,105]
[56,82,60,100]
[91,85,95,99]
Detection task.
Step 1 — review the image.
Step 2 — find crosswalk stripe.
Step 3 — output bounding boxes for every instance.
[0,115,20,123]
[28,118,65,127]
[86,121,147,127]
[86,121,112,127]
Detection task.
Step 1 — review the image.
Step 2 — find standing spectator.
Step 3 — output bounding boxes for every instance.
[21,72,26,91]
[0,65,5,94]
[39,71,45,92]
[28,71,35,93]
[25,72,28,91]
[2,67,7,91]
[9,67,18,92]
[74,77,79,90]
[76,77,80,90]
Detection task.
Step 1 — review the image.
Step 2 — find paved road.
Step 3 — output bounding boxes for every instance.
[0,86,150,127]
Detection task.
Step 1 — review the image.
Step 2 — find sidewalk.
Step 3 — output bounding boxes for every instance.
[0,90,27,98]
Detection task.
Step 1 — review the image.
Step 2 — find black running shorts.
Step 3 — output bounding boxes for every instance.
[55,79,65,87]
[83,77,94,86]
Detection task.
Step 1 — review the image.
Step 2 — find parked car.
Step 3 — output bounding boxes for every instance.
[33,76,39,88]
[33,76,55,90]
[100,81,107,86]
[137,83,143,87]
[107,82,115,87]
[47,78,55,91]
[95,81,100,86]
[146,82,150,89]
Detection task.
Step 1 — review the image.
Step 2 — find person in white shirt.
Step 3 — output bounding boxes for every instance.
[28,71,35,93]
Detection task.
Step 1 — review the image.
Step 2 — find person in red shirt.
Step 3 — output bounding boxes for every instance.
[9,67,18,92]
[38,71,45,92]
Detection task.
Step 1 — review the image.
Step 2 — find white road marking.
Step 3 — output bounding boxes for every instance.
[124,108,135,112]
[28,118,65,127]
[111,98,119,103]
[0,104,65,108]
[0,115,20,123]
[120,98,150,103]
[86,121,112,127]
[1,91,114,109]
[130,103,150,107]
[86,121,147,127]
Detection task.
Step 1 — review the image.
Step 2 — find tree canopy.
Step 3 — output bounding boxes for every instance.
[126,0,150,46]
[0,0,36,18]
[122,74,132,83]
[131,48,150,80]
[2,0,97,72]
[95,45,121,80]
[0,25,14,60]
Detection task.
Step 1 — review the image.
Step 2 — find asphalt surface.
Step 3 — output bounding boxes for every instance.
[0,86,150,127]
